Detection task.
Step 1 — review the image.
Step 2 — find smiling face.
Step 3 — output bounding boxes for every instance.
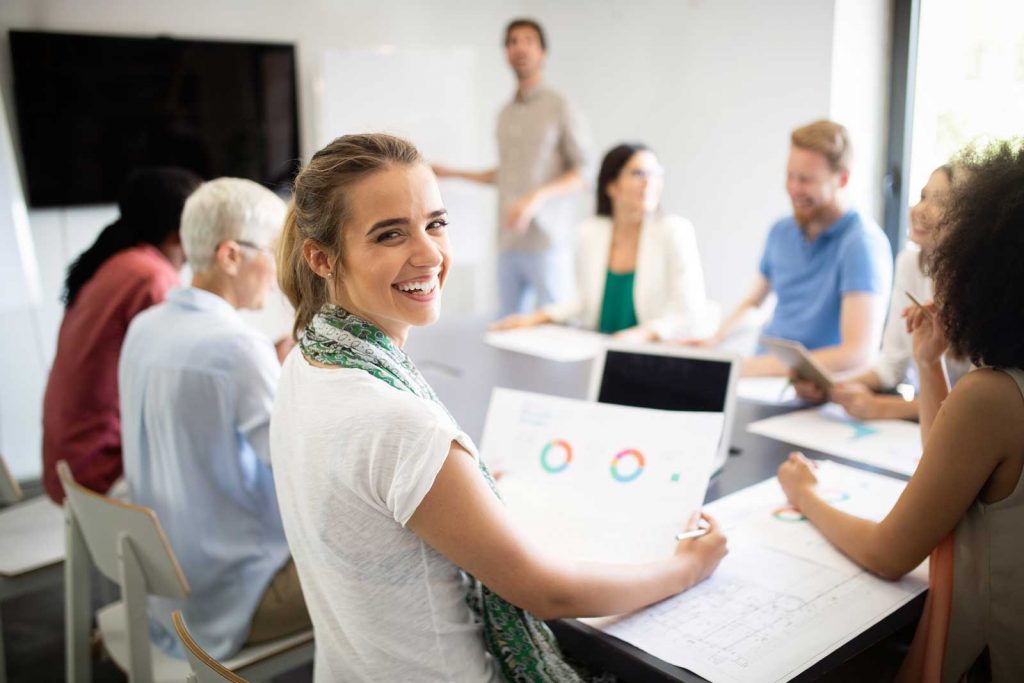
[785,145,847,228]
[908,168,951,252]
[331,163,450,345]
[605,150,664,216]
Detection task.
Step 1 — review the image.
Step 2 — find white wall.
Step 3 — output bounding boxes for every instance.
[0,0,890,480]
[831,0,893,234]
[527,0,838,308]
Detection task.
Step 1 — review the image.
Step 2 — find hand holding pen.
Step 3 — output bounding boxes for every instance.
[903,291,946,367]
[675,518,712,541]
[674,511,728,585]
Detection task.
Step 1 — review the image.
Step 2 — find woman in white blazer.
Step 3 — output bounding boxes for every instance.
[493,143,715,341]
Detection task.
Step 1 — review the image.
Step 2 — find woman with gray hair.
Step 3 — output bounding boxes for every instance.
[119,177,311,660]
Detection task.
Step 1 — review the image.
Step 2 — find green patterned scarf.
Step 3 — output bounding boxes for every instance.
[300,304,587,683]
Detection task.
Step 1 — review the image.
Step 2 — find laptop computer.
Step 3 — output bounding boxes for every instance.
[587,343,741,473]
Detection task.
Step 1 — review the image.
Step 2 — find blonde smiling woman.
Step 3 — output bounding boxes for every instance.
[270,133,727,682]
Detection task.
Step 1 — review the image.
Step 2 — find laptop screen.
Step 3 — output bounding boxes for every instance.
[596,349,732,412]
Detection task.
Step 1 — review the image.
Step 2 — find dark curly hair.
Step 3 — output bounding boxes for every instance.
[929,139,1024,368]
[62,167,201,306]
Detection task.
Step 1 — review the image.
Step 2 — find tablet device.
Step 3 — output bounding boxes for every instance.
[759,336,834,390]
[588,343,740,473]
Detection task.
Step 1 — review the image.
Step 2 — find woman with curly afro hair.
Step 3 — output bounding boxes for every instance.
[777,139,1024,681]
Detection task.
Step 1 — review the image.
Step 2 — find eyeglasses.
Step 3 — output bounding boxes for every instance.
[235,240,275,257]
[626,167,664,181]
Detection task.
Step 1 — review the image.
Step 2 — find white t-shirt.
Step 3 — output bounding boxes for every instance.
[270,350,500,683]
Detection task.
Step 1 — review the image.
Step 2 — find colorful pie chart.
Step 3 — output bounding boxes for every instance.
[539,440,573,473]
[772,505,806,522]
[610,448,645,483]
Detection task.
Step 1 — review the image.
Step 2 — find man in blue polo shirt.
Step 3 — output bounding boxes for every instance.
[700,120,892,376]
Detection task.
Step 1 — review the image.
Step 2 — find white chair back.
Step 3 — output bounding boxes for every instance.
[172,611,249,683]
[57,461,188,600]
[58,460,189,683]
[59,461,313,683]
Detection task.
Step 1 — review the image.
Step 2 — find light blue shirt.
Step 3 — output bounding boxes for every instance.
[759,210,893,349]
[119,287,289,659]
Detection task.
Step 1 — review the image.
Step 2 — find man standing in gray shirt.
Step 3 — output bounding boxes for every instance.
[435,18,591,315]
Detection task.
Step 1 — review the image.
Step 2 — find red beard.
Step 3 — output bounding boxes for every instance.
[793,203,828,229]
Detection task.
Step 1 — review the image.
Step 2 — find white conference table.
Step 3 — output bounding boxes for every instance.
[404,314,923,683]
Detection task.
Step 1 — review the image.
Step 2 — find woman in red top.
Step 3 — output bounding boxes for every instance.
[42,167,201,502]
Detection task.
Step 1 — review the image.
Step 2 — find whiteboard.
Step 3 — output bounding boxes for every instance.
[0,90,41,312]
[318,47,491,263]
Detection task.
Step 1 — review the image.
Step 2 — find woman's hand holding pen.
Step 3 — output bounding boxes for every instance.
[674,511,728,585]
[903,294,946,369]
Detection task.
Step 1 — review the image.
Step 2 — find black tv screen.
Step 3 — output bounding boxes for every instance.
[10,30,300,207]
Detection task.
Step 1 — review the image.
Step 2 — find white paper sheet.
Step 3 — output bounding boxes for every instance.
[594,461,927,683]
[482,388,723,564]
[746,404,922,476]
[736,377,800,405]
[484,325,607,362]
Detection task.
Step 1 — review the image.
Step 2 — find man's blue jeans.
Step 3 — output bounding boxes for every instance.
[496,249,564,317]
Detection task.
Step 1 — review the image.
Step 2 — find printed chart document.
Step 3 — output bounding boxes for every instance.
[746,404,922,476]
[482,388,723,564]
[484,324,606,362]
[593,461,927,683]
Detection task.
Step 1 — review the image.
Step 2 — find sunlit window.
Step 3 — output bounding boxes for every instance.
[908,0,1024,234]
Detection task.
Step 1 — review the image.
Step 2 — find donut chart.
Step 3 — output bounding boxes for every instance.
[610,448,645,483]
[539,440,573,473]
[772,506,806,522]
[771,490,849,522]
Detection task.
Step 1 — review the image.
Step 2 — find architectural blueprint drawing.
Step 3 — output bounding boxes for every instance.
[593,462,928,682]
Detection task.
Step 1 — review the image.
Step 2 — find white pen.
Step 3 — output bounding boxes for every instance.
[674,527,710,541]
[675,518,711,541]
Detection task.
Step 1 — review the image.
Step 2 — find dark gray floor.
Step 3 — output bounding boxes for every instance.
[3,582,126,683]
[2,581,314,683]
[1,480,311,683]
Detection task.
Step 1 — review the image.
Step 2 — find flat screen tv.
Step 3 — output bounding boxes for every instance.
[9,30,300,208]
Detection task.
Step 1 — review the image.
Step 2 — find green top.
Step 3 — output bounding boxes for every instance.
[598,270,639,334]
